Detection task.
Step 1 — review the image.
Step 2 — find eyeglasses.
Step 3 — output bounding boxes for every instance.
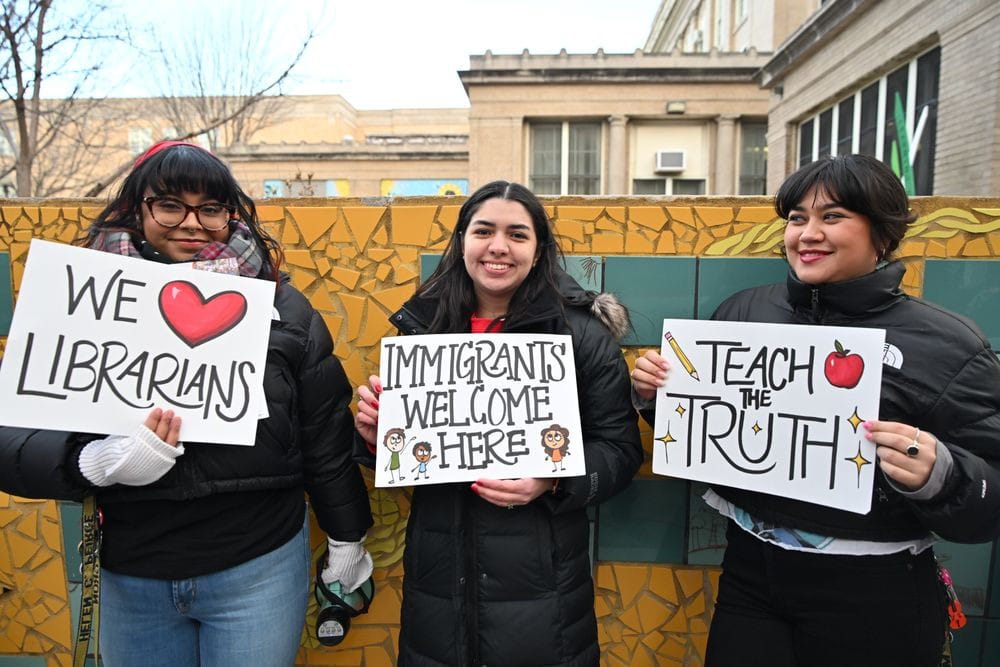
[143,196,235,231]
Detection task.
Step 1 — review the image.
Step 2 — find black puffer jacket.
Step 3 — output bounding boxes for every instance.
[711,262,1000,543]
[0,279,373,541]
[383,274,642,666]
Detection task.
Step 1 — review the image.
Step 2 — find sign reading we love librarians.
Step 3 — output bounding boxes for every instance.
[0,240,274,445]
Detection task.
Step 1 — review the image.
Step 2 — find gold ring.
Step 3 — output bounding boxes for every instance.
[906,428,921,458]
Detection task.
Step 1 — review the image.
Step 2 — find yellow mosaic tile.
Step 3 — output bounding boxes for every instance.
[556,220,587,243]
[288,207,336,247]
[393,265,419,285]
[342,206,386,250]
[438,205,460,232]
[695,206,734,227]
[370,284,415,315]
[628,206,668,231]
[735,206,778,223]
[282,221,300,245]
[655,232,677,254]
[256,205,285,222]
[367,248,393,262]
[592,232,625,254]
[625,231,655,254]
[284,249,316,269]
[605,206,626,223]
[338,293,367,340]
[375,264,391,281]
[331,266,362,290]
[666,207,694,226]
[558,205,605,221]
[390,206,436,246]
[963,237,991,256]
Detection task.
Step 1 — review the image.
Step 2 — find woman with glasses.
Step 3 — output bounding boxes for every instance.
[0,141,374,665]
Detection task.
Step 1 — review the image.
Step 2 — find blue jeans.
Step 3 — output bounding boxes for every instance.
[99,516,310,666]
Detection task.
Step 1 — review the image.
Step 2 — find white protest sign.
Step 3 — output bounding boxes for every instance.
[652,319,885,514]
[374,333,584,487]
[0,239,275,445]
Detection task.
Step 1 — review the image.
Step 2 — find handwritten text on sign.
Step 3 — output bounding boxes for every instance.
[374,333,584,487]
[0,239,275,445]
[652,319,885,514]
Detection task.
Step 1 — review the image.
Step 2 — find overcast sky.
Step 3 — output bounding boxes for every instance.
[103,0,662,109]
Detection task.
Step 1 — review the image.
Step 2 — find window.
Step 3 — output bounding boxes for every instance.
[739,122,767,195]
[633,179,666,195]
[529,122,601,195]
[672,179,706,195]
[128,128,153,155]
[797,47,939,194]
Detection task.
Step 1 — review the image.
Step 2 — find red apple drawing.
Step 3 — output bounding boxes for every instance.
[824,340,864,389]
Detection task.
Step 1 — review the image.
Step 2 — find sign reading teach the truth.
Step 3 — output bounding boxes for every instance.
[0,239,275,445]
[652,319,885,514]
[374,333,584,487]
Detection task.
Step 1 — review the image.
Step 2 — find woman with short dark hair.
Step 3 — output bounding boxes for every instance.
[634,154,1000,666]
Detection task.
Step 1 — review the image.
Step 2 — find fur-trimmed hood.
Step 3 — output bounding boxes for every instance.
[556,269,631,340]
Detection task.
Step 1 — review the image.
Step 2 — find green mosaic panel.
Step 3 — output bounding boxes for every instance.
[604,256,696,346]
[950,616,985,667]
[687,481,728,565]
[696,257,787,319]
[1,251,12,336]
[597,477,687,563]
[923,260,1000,349]
[562,256,603,292]
[935,540,994,617]
[991,537,1000,617]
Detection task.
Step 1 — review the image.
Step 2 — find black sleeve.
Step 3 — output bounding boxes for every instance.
[0,426,92,501]
[296,304,373,542]
[544,316,643,513]
[912,347,1000,543]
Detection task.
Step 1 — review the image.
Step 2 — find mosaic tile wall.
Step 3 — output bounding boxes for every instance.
[1,196,999,666]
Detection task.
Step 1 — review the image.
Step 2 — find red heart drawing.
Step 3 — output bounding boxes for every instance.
[158,280,248,348]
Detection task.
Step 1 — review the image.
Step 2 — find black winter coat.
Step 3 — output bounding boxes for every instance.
[710,262,1000,543]
[381,276,642,666]
[0,278,373,542]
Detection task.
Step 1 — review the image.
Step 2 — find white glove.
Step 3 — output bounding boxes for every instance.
[321,536,374,593]
[78,424,185,487]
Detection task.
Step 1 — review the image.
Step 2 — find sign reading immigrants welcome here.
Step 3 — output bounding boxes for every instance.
[0,239,275,446]
[374,333,584,487]
[652,319,886,514]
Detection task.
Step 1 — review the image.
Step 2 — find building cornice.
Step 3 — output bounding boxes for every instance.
[460,49,772,91]
[756,0,875,88]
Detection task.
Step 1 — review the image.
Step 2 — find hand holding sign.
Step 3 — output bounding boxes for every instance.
[650,319,885,514]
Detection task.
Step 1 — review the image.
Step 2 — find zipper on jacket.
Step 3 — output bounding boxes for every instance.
[464,495,480,665]
[811,288,821,319]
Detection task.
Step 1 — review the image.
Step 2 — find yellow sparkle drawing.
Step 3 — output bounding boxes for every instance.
[844,443,873,487]
[675,403,686,417]
[846,407,864,433]
[656,428,676,463]
[751,422,762,435]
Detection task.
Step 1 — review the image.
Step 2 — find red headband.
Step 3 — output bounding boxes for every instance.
[132,140,207,168]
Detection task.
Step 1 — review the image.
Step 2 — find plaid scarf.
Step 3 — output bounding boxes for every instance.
[90,221,266,278]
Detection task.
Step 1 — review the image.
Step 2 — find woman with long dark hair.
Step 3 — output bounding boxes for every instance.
[355,180,643,665]
[0,141,374,665]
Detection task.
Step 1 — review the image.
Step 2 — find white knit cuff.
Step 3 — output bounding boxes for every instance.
[321,536,373,592]
[79,425,184,487]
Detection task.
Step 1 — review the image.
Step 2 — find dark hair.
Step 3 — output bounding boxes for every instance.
[82,144,282,279]
[775,154,916,260]
[416,180,562,333]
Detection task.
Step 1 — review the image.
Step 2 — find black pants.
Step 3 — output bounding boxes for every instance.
[705,520,948,667]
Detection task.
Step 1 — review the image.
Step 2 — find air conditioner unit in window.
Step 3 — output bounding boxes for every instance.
[655,150,686,173]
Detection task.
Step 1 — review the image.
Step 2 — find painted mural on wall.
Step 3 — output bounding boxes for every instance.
[1,195,999,666]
